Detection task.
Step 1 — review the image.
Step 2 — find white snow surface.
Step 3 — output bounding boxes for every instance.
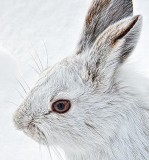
[0,0,149,160]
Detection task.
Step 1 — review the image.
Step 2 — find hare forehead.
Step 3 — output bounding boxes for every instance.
[42,64,83,89]
[29,61,85,104]
[38,57,82,85]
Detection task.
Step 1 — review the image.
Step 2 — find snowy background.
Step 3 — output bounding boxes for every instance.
[0,0,148,160]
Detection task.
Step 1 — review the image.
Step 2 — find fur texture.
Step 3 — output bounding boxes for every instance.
[13,0,149,160]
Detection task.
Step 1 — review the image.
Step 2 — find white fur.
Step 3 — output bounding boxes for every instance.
[13,0,149,160]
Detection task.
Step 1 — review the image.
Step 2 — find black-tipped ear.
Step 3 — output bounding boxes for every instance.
[84,15,142,87]
[76,0,133,54]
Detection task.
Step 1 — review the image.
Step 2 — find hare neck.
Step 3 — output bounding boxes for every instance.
[65,137,148,160]
[64,115,148,160]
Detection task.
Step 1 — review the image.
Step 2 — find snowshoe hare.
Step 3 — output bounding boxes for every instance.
[13,0,149,159]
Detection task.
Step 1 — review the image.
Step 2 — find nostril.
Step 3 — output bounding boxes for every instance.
[13,109,33,130]
[32,123,35,127]
[13,111,24,130]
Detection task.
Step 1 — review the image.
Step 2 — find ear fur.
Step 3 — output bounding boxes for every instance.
[76,0,133,54]
[83,15,142,87]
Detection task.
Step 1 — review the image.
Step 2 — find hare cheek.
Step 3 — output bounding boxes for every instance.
[23,123,46,144]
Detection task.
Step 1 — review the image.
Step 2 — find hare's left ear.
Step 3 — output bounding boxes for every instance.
[76,0,133,54]
[83,15,142,87]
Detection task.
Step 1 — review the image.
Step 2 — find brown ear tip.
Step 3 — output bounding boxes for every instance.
[133,15,143,28]
[134,15,143,22]
[137,15,142,19]
[112,15,142,44]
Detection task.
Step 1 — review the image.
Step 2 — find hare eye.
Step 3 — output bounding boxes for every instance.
[52,100,71,114]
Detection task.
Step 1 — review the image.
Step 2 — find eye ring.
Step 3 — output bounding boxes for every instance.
[52,99,71,114]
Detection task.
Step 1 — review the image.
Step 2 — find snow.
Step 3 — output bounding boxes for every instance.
[0,0,148,160]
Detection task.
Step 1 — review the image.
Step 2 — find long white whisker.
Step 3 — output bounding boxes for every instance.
[38,120,64,160]
[17,79,28,95]
[15,88,25,100]
[47,146,53,160]
[28,63,40,75]
[37,122,53,160]
[39,145,42,160]
[19,74,30,91]
[7,100,18,106]
[32,44,44,71]
[43,128,53,160]
[42,40,48,68]
[38,134,43,160]
[52,146,64,160]
[29,51,42,72]
[15,75,28,94]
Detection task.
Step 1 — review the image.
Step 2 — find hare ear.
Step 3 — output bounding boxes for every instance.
[84,15,142,87]
[76,0,133,54]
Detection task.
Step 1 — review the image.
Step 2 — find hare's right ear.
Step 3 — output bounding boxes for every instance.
[83,15,142,88]
[76,0,133,54]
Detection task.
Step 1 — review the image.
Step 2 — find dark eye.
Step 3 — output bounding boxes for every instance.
[52,100,71,114]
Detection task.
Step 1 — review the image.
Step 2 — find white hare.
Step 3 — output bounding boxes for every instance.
[13,0,149,160]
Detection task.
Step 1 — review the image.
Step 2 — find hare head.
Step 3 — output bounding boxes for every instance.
[14,0,146,159]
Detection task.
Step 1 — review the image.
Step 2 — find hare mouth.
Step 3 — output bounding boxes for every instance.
[23,122,47,145]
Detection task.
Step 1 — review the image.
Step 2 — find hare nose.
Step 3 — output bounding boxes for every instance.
[13,107,32,130]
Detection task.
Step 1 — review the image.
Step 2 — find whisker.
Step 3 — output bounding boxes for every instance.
[43,129,53,160]
[38,137,43,160]
[52,146,64,160]
[42,40,48,68]
[19,74,30,91]
[15,75,28,95]
[47,146,53,160]
[17,79,28,95]
[28,63,40,75]
[15,88,25,100]
[7,100,18,106]
[32,44,44,71]
[38,120,64,160]
[37,123,52,160]
[29,51,42,73]
[39,123,53,160]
